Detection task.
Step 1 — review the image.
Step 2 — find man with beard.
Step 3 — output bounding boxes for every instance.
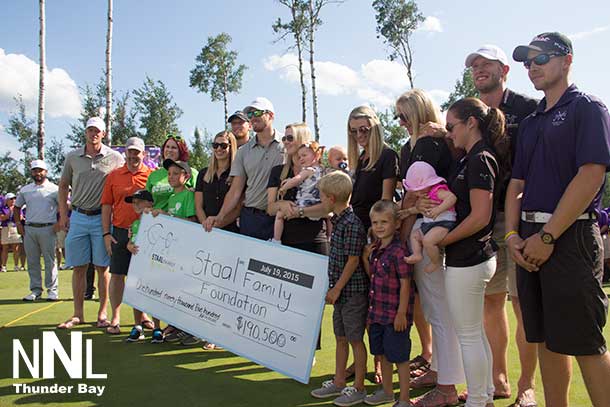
[57,117,124,329]
[14,160,59,301]
[228,110,251,147]
[204,97,284,240]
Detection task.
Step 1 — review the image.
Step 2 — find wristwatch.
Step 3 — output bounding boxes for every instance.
[538,229,556,245]
[298,207,305,218]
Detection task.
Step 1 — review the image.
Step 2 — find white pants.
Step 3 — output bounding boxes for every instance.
[445,257,496,407]
[413,219,465,385]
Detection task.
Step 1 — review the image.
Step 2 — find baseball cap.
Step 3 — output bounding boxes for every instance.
[465,45,508,67]
[125,137,145,151]
[85,117,106,132]
[228,110,249,123]
[125,189,154,203]
[243,97,275,114]
[5,193,16,199]
[513,32,573,62]
[163,158,191,178]
[30,159,48,170]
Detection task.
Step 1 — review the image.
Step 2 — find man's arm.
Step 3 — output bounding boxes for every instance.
[504,178,537,271]
[326,256,360,304]
[58,178,70,231]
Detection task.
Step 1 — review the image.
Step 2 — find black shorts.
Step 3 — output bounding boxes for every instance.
[368,323,412,363]
[420,220,456,236]
[240,207,274,241]
[110,227,131,276]
[517,220,608,355]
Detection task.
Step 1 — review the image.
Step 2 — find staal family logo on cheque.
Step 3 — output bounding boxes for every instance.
[11,331,107,397]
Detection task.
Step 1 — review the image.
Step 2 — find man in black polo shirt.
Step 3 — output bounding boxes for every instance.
[464,45,538,405]
[506,32,610,407]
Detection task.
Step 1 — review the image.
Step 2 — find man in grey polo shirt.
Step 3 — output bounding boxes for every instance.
[14,160,59,301]
[204,97,284,240]
[57,117,124,329]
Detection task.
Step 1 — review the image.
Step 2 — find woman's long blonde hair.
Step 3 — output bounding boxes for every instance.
[280,122,313,180]
[395,89,443,143]
[203,131,238,183]
[347,105,385,171]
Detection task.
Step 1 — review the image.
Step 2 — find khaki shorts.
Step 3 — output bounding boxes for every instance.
[488,212,517,297]
[1,225,22,245]
[56,230,66,249]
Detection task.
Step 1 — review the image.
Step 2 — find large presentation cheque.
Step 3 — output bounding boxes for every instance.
[123,213,329,384]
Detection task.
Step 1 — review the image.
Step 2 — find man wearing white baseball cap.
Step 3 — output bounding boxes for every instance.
[462,45,539,407]
[57,116,124,329]
[14,159,60,301]
[204,97,284,240]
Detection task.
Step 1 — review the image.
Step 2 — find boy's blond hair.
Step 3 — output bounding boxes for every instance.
[318,171,353,203]
[369,199,399,220]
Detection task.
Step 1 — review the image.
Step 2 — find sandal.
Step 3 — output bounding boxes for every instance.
[141,319,154,330]
[409,355,431,371]
[411,387,458,407]
[202,342,221,350]
[106,324,121,335]
[410,370,437,389]
[458,390,511,402]
[410,363,431,378]
[96,318,110,328]
[512,394,537,407]
[57,317,83,329]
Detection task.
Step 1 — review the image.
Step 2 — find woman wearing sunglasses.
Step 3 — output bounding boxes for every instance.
[394,89,463,407]
[145,134,198,211]
[347,106,399,231]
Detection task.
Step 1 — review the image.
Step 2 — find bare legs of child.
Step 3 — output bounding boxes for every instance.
[405,227,450,274]
[272,210,285,244]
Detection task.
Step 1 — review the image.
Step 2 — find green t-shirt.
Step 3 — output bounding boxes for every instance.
[130,218,141,243]
[167,189,196,219]
[145,167,198,211]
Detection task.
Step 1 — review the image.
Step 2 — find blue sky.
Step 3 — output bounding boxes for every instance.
[1,0,609,158]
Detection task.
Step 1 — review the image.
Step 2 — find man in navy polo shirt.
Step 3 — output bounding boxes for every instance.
[505,32,610,407]
[464,45,538,405]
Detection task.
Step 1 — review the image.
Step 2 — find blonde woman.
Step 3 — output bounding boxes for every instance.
[347,106,399,230]
[195,131,240,233]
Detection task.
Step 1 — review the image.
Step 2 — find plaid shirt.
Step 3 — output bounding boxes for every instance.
[328,206,369,304]
[367,235,415,326]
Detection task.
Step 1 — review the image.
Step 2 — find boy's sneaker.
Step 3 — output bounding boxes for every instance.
[151,328,164,344]
[1,266,7,272]
[180,335,202,346]
[364,389,395,405]
[165,329,188,343]
[23,292,42,301]
[126,325,144,342]
[333,387,367,407]
[311,380,344,399]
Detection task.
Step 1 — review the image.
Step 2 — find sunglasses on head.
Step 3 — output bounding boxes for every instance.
[246,110,267,119]
[212,142,229,150]
[282,134,295,142]
[348,126,371,137]
[523,53,562,69]
[166,134,184,142]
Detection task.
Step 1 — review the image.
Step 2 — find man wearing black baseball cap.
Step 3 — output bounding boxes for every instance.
[505,32,610,407]
[227,110,251,147]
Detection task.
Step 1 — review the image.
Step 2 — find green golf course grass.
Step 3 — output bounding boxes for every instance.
[0,259,608,407]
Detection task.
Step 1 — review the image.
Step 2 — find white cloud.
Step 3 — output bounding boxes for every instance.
[427,89,450,109]
[568,25,610,40]
[361,60,410,90]
[418,16,443,33]
[0,48,81,118]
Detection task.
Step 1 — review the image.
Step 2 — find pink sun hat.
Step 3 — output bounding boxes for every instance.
[403,161,446,192]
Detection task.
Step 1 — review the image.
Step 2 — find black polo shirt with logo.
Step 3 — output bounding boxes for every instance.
[446,140,499,267]
[401,136,453,181]
[195,167,238,233]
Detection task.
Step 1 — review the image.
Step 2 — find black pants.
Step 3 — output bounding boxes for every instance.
[239,207,274,241]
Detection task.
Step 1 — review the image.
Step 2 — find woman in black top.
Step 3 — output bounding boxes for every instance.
[347,105,398,230]
[195,131,240,233]
[439,98,505,407]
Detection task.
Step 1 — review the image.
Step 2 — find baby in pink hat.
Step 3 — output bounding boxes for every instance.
[403,161,457,273]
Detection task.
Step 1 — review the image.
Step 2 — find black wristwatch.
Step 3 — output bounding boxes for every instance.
[538,229,556,245]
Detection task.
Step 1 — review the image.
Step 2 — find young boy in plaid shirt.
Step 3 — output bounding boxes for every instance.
[364,200,415,407]
[311,171,370,406]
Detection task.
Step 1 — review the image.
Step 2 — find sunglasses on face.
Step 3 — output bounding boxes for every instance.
[246,110,267,119]
[349,126,371,137]
[166,134,184,142]
[445,120,463,133]
[212,142,229,150]
[523,53,562,69]
[282,134,295,142]
[394,113,409,123]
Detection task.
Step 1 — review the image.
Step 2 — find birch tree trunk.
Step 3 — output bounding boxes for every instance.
[106,0,113,145]
[37,0,45,159]
[308,0,320,141]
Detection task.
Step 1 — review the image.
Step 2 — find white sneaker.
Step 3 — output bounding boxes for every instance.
[23,292,42,301]
[47,291,59,301]
[0,266,6,272]
[14,266,19,272]
[20,266,25,271]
